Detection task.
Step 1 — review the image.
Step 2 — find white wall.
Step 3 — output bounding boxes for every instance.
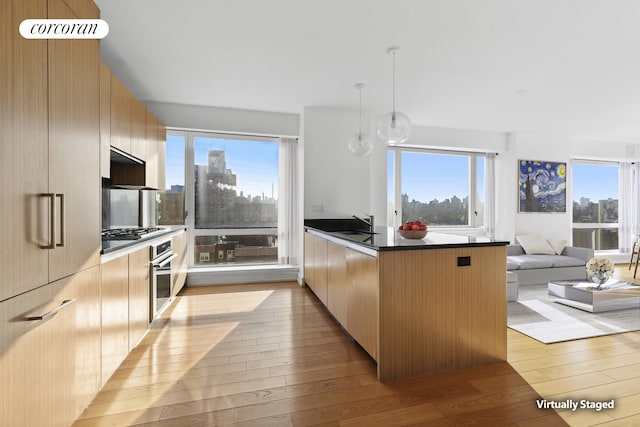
[145,101,300,137]
[303,107,375,219]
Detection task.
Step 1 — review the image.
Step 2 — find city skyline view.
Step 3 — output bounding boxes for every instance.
[165,135,279,200]
[166,135,619,210]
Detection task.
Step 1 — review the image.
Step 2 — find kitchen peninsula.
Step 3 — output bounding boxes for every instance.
[304,219,509,381]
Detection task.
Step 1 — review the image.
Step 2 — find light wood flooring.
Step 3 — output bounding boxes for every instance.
[74,266,640,427]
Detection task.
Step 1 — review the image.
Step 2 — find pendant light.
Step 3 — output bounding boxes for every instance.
[347,83,373,157]
[377,47,411,144]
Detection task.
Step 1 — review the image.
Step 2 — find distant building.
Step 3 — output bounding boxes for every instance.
[194,149,276,229]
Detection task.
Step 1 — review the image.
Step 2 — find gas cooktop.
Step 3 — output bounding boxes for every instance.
[101,227,163,241]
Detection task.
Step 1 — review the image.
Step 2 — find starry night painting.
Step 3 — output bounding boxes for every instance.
[518,160,566,213]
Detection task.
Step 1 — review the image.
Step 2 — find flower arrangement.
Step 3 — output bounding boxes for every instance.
[585,256,613,289]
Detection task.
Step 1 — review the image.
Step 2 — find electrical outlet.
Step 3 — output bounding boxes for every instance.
[311,204,324,212]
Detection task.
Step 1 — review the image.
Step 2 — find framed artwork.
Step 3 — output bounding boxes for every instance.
[518,160,566,213]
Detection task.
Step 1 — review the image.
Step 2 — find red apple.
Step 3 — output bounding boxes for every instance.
[411,224,421,231]
[419,224,427,231]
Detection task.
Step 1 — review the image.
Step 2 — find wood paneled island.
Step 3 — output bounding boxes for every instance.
[304,220,509,382]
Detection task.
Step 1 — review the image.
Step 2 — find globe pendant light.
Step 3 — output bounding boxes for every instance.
[347,83,373,157]
[377,47,411,144]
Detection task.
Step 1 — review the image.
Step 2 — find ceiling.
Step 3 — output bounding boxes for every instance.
[96,0,640,143]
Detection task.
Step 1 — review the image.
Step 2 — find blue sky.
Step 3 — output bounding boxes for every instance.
[167,135,617,203]
[165,135,279,199]
[571,162,618,202]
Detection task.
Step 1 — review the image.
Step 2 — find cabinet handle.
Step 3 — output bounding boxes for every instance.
[42,193,56,249]
[56,193,65,247]
[26,299,76,321]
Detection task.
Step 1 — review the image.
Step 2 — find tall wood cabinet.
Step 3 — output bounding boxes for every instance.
[0,0,100,301]
[48,0,101,282]
[0,0,102,425]
[0,0,50,300]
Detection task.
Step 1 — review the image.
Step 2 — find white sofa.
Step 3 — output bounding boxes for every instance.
[507,244,594,286]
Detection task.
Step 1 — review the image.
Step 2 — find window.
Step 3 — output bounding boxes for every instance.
[388,148,485,228]
[192,134,279,266]
[157,134,185,225]
[571,161,619,251]
[162,131,282,266]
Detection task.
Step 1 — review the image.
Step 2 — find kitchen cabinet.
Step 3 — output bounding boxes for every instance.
[313,237,328,305]
[128,246,150,350]
[346,248,378,360]
[144,109,167,189]
[0,265,101,427]
[0,0,100,301]
[48,0,101,282]
[172,230,188,296]
[327,241,348,326]
[130,96,147,160]
[157,123,167,189]
[0,0,50,300]
[305,229,506,381]
[110,73,132,154]
[304,231,328,303]
[303,233,316,291]
[101,255,130,386]
[304,232,377,358]
[100,61,111,178]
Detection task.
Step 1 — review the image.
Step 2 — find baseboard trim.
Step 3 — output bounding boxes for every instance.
[186,264,300,286]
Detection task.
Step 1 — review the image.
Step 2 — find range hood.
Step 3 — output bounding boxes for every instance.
[109,147,158,190]
[110,147,143,165]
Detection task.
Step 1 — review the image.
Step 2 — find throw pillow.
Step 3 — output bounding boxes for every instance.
[516,234,556,255]
[547,238,567,255]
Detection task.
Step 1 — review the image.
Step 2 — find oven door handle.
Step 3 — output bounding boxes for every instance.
[152,252,177,268]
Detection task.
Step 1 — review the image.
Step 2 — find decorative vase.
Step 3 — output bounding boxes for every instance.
[590,271,609,290]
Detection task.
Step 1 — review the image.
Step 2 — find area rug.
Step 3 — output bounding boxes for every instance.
[507,284,640,344]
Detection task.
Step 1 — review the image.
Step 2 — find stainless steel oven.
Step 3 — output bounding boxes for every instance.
[150,238,177,322]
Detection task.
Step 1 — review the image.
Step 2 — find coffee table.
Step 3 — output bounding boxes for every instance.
[548,279,640,313]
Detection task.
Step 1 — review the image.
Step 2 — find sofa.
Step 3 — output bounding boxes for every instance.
[506,234,594,287]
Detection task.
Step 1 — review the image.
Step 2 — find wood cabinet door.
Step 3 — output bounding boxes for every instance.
[313,237,328,305]
[48,0,100,282]
[57,265,101,422]
[0,283,58,427]
[327,241,348,326]
[0,0,49,301]
[172,230,188,296]
[129,246,150,350]
[130,96,147,160]
[304,232,316,290]
[157,122,167,189]
[110,73,131,153]
[100,61,111,178]
[145,110,160,188]
[346,248,378,360]
[101,256,130,386]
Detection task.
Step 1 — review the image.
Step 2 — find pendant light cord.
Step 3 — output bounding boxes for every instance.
[358,86,363,136]
[392,50,396,114]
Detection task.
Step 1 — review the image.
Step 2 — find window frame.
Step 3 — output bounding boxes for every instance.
[167,129,281,267]
[388,147,486,232]
[570,158,619,253]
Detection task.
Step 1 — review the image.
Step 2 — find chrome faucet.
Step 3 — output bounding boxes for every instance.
[352,214,374,233]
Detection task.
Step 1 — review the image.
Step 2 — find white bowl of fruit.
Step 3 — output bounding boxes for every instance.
[398,220,428,239]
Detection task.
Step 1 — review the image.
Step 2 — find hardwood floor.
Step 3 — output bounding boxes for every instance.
[74,266,640,427]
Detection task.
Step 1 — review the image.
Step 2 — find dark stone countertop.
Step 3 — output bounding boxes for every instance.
[304,219,508,252]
